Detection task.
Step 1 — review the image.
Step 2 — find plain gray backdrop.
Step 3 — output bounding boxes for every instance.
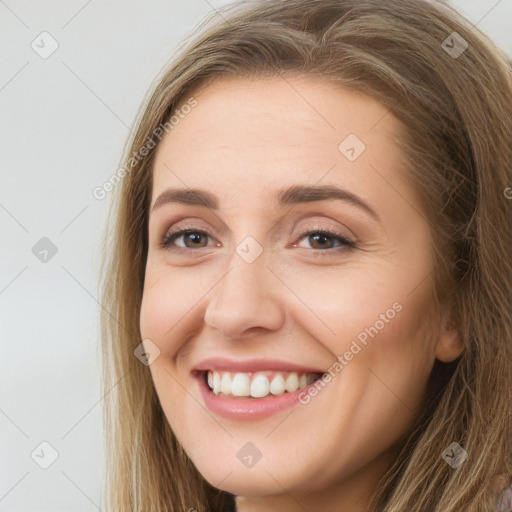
[1,1,511,510]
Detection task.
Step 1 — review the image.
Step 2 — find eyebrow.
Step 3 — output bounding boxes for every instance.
[151,184,379,221]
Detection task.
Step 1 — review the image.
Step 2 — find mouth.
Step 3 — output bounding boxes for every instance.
[201,369,324,398]
[192,365,327,420]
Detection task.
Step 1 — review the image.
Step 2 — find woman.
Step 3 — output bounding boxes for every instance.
[99,0,512,510]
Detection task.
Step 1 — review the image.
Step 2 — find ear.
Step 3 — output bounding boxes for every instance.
[435,305,464,362]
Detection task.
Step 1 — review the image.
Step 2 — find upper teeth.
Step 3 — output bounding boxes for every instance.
[206,370,320,398]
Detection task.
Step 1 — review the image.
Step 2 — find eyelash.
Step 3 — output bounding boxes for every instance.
[160,226,356,256]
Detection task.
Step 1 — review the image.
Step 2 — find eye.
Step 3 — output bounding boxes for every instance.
[159,226,356,255]
[294,228,356,254]
[160,228,216,252]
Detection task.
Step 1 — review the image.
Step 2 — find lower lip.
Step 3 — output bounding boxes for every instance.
[194,372,318,421]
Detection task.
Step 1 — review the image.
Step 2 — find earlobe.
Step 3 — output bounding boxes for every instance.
[435,307,464,363]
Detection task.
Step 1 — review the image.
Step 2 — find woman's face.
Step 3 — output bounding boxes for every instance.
[140,76,461,507]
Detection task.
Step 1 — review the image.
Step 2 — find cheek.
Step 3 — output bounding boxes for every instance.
[139,281,172,343]
[139,266,203,354]
[333,285,436,433]
[282,259,434,353]
[286,260,437,414]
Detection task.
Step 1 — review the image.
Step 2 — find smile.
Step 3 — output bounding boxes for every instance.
[192,359,327,420]
[205,370,322,398]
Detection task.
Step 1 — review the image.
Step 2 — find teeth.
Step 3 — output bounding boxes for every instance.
[231,373,251,396]
[284,372,299,392]
[220,373,231,395]
[269,373,285,395]
[205,370,322,398]
[213,372,221,395]
[250,375,270,398]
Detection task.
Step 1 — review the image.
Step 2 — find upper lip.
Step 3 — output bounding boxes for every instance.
[192,357,326,374]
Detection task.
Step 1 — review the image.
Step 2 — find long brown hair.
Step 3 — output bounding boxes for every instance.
[99,1,512,510]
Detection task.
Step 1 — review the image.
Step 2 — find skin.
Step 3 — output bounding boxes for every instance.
[139,76,464,511]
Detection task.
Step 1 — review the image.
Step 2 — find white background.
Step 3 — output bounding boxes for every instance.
[1,1,511,510]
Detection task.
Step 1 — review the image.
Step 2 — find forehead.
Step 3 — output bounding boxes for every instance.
[151,76,407,206]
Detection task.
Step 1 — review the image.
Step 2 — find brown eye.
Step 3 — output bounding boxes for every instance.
[307,233,336,249]
[161,229,212,251]
[294,229,356,253]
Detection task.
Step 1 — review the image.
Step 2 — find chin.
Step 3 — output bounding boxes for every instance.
[189,448,324,497]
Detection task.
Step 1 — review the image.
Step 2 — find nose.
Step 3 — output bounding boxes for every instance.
[203,250,285,339]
